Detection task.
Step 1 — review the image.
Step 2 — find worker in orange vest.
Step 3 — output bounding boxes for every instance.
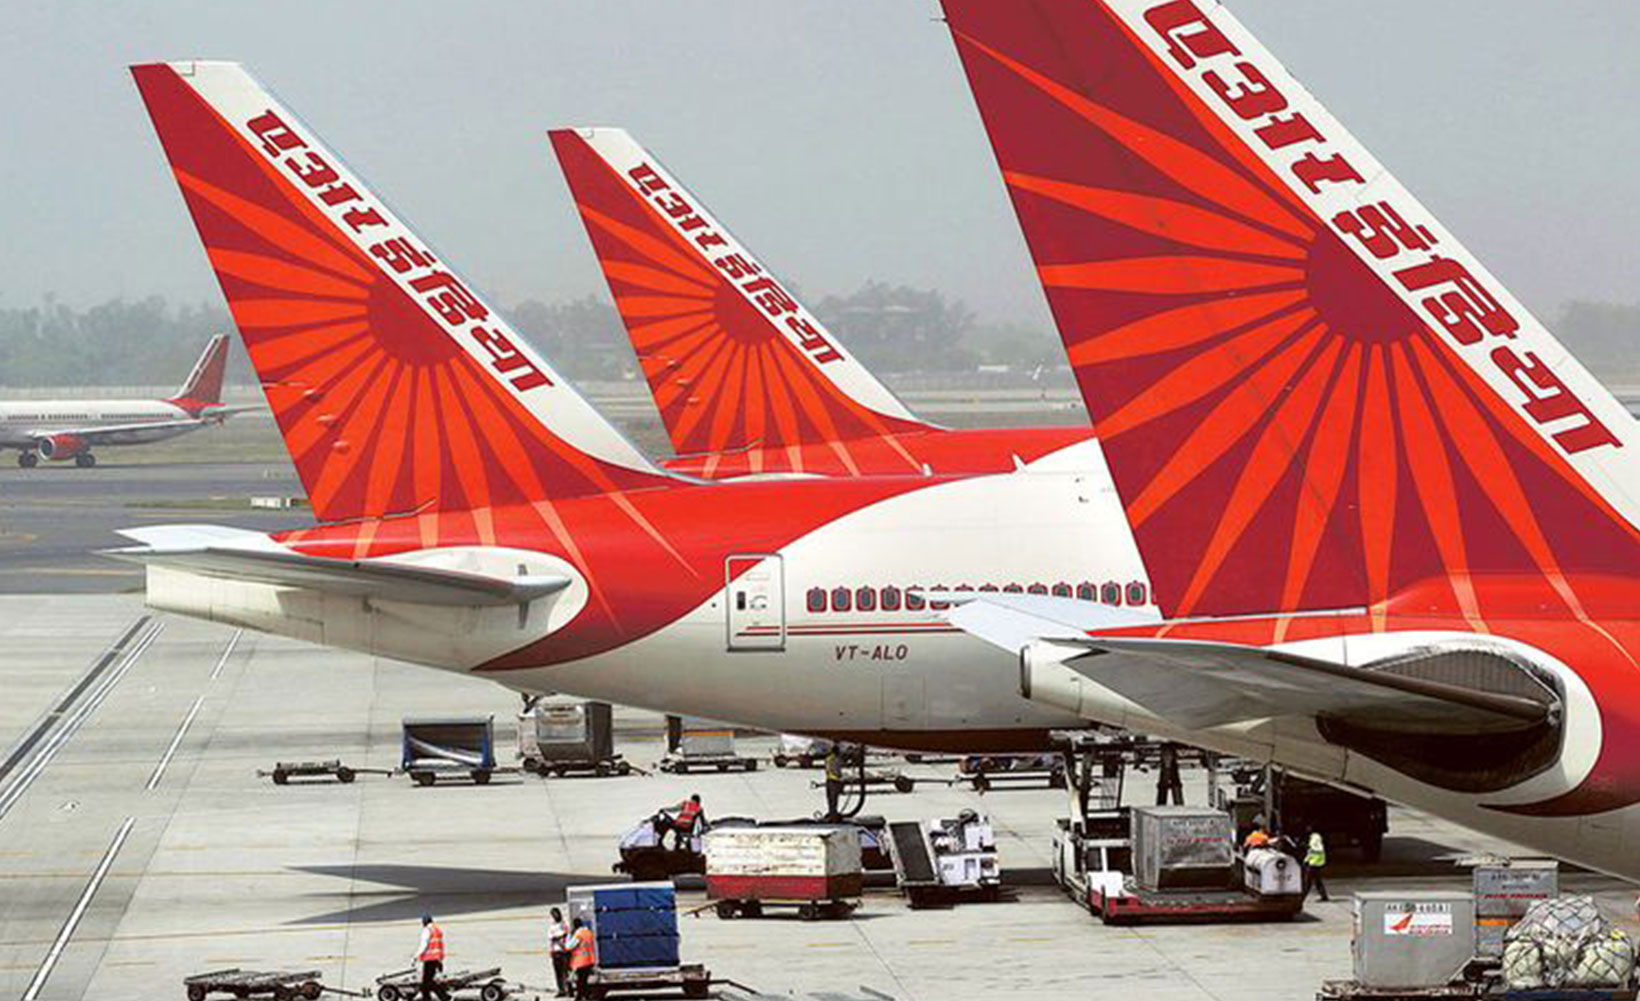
[1243,822,1273,851]
[568,916,597,999]
[668,794,704,851]
[414,914,451,1001]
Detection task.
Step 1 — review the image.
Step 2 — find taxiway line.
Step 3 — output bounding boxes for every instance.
[21,816,136,1001]
[145,695,205,792]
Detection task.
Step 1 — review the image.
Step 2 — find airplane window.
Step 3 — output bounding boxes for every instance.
[807,588,826,613]
[856,587,877,612]
[1052,583,1072,597]
[1126,582,1148,606]
[906,588,926,611]
[955,584,974,592]
[930,585,950,611]
[1101,583,1121,605]
[831,587,852,613]
[1003,583,1023,594]
[881,586,902,611]
[1028,583,1048,595]
[979,583,999,592]
[1077,582,1096,601]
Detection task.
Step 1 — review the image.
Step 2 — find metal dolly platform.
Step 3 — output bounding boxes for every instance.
[258,761,390,785]
[586,963,717,999]
[373,966,514,1000]
[183,968,325,1000]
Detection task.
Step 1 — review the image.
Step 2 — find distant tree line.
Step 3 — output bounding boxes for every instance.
[1,288,1635,388]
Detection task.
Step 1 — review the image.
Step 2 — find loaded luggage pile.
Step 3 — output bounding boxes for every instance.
[706,825,862,920]
[567,881,712,999]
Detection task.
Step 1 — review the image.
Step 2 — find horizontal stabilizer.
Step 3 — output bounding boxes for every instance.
[948,595,1550,732]
[105,527,569,607]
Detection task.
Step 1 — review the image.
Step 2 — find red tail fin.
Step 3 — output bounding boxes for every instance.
[170,333,228,407]
[943,0,1640,623]
[132,62,675,527]
[550,127,929,463]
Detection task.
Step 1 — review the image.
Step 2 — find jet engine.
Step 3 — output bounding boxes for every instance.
[37,433,88,460]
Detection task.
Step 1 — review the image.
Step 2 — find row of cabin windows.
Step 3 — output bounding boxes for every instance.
[805,581,1148,614]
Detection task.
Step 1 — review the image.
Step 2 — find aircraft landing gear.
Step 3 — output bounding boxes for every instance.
[17,451,38,468]
[74,452,96,468]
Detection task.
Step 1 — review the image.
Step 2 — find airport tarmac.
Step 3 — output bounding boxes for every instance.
[3,595,1638,1001]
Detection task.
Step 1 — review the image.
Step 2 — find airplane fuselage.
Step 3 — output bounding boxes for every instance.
[0,399,214,453]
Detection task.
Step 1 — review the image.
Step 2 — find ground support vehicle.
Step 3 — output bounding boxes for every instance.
[258,760,388,785]
[183,969,323,1000]
[373,966,512,1000]
[882,812,1003,907]
[402,716,498,787]
[584,964,716,999]
[960,752,1065,791]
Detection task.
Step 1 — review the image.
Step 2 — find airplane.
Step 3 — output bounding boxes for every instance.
[550,126,1095,479]
[936,0,1640,872]
[112,0,1640,881]
[0,334,243,468]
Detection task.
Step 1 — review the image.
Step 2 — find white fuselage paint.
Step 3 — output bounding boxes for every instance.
[0,399,203,450]
[136,438,1640,879]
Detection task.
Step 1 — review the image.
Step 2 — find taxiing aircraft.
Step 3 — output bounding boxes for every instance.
[1,334,243,467]
[551,126,1094,478]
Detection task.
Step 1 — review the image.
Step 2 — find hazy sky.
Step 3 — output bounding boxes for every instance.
[3,1,1638,333]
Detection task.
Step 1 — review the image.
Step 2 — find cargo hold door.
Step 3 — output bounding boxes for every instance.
[725,554,784,652]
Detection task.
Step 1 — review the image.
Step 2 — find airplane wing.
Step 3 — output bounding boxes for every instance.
[948,594,1552,733]
[104,526,571,607]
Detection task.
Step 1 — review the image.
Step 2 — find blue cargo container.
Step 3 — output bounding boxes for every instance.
[567,881,681,970]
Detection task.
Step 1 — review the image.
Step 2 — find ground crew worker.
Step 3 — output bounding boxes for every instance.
[668,794,704,851]
[1155,743,1184,805]
[823,746,845,820]
[1243,823,1272,851]
[547,906,571,997]
[414,914,451,1001]
[1304,830,1330,901]
[568,916,597,999]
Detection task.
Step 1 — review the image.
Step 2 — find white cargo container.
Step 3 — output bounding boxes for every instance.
[705,826,863,903]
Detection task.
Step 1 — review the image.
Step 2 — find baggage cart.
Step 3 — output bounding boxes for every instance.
[586,963,714,999]
[959,752,1065,791]
[705,825,862,920]
[658,716,758,773]
[258,760,389,785]
[401,716,497,786]
[772,734,832,768]
[1090,879,1305,925]
[373,966,513,1000]
[517,699,631,778]
[882,811,1003,907]
[183,968,323,1000]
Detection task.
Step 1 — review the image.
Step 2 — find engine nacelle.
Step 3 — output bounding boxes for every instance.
[37,433,87,460]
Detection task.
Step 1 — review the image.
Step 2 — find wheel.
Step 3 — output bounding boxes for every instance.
[616,761,632,776]
[773,755,788,768]
[480,981,507,1001]
[414,771,435,787]
[744,760,758,772]
[336,767,355,784]
[75,452,96,468]
[301,982,322,1000]
[595,762,610,777]
[741,900,763,918]
[187,985,207,1001]
[272,769,288,786]
[715,900,738,919]
[273,987,295,1001]
[683,980,710,999]
[798,903,820,921]
[894,775,915,794]
[522,758,540,775]
[17,451,37,468]
[472,770,491,785]
[378,986,401,1001]
[972,774,991,793]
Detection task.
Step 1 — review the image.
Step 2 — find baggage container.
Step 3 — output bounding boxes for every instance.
[566,881,680,971]
[1473,859,1558,959]
[401,716,496,786]
[1353,892,1476,989]
[705,825,863,902]
[1130,806,1234,891]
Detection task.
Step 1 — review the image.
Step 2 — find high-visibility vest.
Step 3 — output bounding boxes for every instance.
[1305,833,1327,868]
[569,927,597,970]
[1244,830,1271,849]
[421,923,445,962]
[677,800,702,831]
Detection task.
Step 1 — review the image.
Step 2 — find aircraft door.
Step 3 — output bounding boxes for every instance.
[725,554,784,651]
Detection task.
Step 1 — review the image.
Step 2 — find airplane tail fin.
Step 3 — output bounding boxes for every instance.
[549,127,929,464]
[132,62,677,526]
[942,0,1640,623]
[170,333,228,406]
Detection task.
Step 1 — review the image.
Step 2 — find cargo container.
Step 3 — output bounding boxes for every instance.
[1130,806,1235,892]
[517,699,629,777]
[566,882,681,971]
[401,716,496,786]
[1352,892,1477,989]
[705,826,862,919]
[1472,859,1558,959]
